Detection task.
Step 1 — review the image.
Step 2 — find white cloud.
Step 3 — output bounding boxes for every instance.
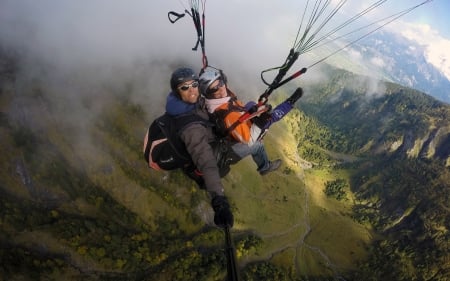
[347,48,363,61]
[370,57,385,68]
[424,38,450,80]
[389,21,450,81]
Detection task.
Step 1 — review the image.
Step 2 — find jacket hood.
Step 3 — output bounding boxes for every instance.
[165,91,196,116]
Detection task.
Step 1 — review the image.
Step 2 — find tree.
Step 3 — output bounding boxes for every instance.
[324,178,348,201]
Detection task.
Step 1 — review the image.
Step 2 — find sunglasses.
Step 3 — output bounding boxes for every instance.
[206,79,225,95]
[178,80,199,91]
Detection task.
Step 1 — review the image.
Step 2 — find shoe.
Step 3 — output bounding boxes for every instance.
[286,87,303,105]
[259,159,282,176]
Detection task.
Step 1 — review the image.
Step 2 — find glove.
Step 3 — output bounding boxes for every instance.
[211,195,234,228]
[244,101,257,111]
[252,111,272,129]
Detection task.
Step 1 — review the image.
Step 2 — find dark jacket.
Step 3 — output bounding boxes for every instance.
[166,92,224,197]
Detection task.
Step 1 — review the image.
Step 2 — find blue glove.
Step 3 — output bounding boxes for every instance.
[244,101,257,111]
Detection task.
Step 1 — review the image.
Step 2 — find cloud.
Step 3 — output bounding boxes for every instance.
[0,1,186,65]
[347,48,363,61]
[0,1,309,104]
[426,39,450,80]
[0,1,204,118]
[1,0,443,110]
[387,20,450,81]
[370,57,385,68]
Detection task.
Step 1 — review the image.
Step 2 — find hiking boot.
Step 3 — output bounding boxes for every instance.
[259,159,282,176]
[286,87,303,105]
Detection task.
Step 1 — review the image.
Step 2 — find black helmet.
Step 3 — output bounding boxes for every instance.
[170,67,198,92]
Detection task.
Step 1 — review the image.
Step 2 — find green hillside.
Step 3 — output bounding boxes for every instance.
[1,57,449,280]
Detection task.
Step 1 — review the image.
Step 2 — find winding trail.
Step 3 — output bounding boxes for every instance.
[236,150,348,280]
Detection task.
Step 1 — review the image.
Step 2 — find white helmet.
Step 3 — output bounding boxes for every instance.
[199,69,223,97]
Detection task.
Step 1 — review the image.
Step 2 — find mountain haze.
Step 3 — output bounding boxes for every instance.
[1,49,449,281]
[322,30,450,104]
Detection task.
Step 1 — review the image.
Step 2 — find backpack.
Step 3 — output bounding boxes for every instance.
[143,112,241,177]
[143,113,206,171]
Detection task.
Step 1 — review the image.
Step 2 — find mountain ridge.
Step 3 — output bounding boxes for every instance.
[298,66,450,166]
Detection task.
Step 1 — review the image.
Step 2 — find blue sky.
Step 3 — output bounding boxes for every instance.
[397,0,450,39]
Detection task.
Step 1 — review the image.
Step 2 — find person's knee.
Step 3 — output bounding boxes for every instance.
[251,141,265,153]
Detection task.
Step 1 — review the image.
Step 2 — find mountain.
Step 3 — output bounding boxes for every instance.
[295,68,450,280]
[1,49,449,281]
[323,30,450,104]
[298,66,450,163]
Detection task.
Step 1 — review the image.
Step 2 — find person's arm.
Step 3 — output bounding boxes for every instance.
[180,123,224,196]
[180,123,234,227]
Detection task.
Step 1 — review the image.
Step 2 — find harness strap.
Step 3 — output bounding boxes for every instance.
[218,97,245,135]
[214,95,270,138]
[191,7,202,51]
[191,7,208,69]
[167,11,186,23]
[168,5,208,69]
[237,49,304,123]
